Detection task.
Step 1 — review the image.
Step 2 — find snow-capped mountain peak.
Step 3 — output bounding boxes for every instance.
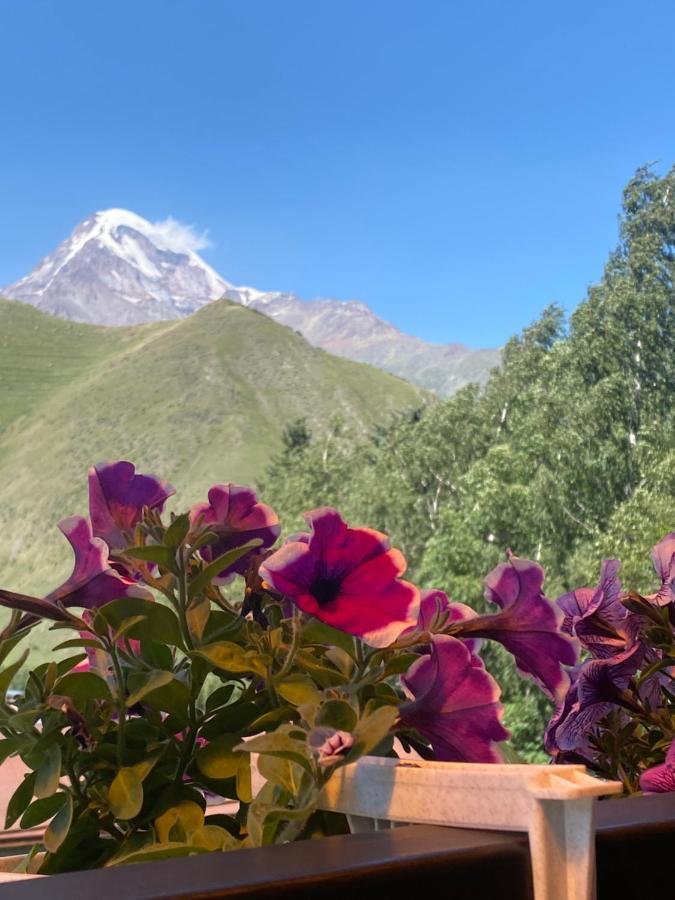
[4,209,230,325]
[3,209,500,395]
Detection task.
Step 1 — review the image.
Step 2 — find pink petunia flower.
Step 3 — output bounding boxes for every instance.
[89,460,175,551]
[640,742,675,793]
[646,533,675,606]
[190,484,280,580]
[452,553,578,703]
[400,635,509,763]
[45,516,153,609]
[259,508,419,648]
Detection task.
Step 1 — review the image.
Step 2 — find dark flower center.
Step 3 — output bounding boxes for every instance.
[311,576,343,606]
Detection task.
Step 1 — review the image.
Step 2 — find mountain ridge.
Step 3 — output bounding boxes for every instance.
[0,295,424,598]
[3,209,500,396]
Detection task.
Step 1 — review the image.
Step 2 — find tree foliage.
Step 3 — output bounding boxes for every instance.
[261,164,675,758]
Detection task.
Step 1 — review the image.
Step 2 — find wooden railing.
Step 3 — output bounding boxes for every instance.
[1,794,674,899]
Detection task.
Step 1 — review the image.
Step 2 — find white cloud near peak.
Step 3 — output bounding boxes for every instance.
[149,216,212,254]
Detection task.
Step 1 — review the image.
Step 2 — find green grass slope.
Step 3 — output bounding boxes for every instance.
[0,297,424,600]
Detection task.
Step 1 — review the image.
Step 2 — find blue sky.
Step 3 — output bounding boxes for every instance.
[1,0,674,347]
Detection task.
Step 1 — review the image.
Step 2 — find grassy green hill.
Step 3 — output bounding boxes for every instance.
[0,297,424,606]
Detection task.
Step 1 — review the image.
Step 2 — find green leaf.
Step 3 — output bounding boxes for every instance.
[316,700,358,732]
[188,540,262,599]
[52,670,111,704]
[294,651,345,687]
[99,598,183,647]
[236,755,252,804]
[112,615,148,644]
[0,735,26,764]
[245,705,299,735]
[140,639,174,670]
[125,669,174,707]
[189,824,239,851]
[194,641,267,677]
[0,650,29,698]
[204,683,236,712]
[106,842,210,866]
[35,744,62,799]
[5,772,36,829]
[130,754,160,782]
[196,734,242,780]
[200,700,261,740]
[109,767,144,819]
[155,799,204,842]
[236,731,313,773]
[383,652,420,676]
[20,792,67,828]
[186,595,211,643]
[0,627,33,668]
[43,792,73,853]
[123,545,176,569]
[126,671,189,722]
[348,705,399,759]
[165,513,190,548]
[256,754,304,795]
[301,619,355,655]
[52,637,105,653]
[276,674,321,707]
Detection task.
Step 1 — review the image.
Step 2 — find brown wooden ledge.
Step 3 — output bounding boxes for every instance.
[1,793,674,899]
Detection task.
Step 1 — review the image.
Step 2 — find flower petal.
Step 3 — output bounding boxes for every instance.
[401,635,509,763]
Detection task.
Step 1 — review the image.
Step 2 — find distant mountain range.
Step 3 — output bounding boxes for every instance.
[3,210,500,395]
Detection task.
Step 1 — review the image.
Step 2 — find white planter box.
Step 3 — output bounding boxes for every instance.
[319,757,622,900]
[0,854,43,883]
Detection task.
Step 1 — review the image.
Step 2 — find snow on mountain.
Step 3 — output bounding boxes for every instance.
[4,209,230,325]
[3,209,500,395]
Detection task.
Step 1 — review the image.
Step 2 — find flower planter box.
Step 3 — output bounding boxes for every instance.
[321,757,623,900]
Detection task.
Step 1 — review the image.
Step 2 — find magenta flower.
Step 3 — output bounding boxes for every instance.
[452,553,577,702]
[45,517,153,609]
[557,559,629,658]
[400,635,509,763]
[404,589,481,655]
[647,532,675,606]
[640,742,675,793]
[259,508,419,648]
[89,460,175,551]
[190,484,280,580]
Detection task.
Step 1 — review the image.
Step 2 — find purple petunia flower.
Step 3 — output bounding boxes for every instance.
[557,559,629,658]
[44,516,153,609]
[646,532,675,606]
[547,642,642,760]
[400,635,509,763]
[640,742,675,793]
[190,483,280,580]
[451,553,578,703]
[259,508,419,648]
[89,460,175,551]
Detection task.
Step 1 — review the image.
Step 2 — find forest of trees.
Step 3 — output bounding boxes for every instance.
[261,165,675,758]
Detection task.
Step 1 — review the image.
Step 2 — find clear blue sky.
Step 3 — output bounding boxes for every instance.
[1,0,674,347]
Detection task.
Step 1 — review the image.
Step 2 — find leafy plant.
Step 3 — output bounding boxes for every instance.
[0,459,579,872]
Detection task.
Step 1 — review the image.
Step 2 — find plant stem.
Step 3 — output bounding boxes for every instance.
[109,645,127,768]
[176,548,194,651]
[276,610,302,681]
